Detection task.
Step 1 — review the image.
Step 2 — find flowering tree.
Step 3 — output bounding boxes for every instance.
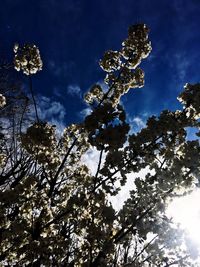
[1,24,200,266]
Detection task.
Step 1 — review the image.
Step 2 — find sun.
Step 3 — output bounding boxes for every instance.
[167,188,200,246]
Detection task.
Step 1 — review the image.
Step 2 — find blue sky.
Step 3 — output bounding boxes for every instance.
[1,0,200,128]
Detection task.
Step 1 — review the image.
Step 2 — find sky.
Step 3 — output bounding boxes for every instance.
[1,0,200,129]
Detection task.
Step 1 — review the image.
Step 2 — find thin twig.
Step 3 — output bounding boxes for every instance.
[29,76,39,122]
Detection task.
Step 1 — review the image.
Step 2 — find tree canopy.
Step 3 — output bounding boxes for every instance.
[1,24,200,266]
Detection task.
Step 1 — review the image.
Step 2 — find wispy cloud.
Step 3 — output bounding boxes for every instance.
[79,107,92,119]
[37,96,66,121]
[53,87,62,98]
[48,60,75,78]
[132,117,146,129]
[174,53,190,82]
[67,84,82,98]
[127,114,148,134]
[36,95,66,134]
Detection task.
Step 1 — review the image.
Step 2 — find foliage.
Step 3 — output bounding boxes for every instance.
[1,24,200,266]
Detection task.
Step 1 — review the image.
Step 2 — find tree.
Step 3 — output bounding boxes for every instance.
[0,24,200,266]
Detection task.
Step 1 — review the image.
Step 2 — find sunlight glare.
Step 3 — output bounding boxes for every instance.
[167,189,200,246]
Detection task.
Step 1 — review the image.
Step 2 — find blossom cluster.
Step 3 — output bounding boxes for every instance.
[0,153,6,167]
[84,84,104,104]
[97,24,152,107]
[107,67,145,106]
[62,123,90,166]
[13,43,43,75]
[122,24,152,67]
[84,103,129,151]
[0,94,6,108]
[178,83,200,119]
[99,50,122,73]
[21,122,60,168]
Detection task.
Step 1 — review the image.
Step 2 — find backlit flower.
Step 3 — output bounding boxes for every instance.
[13,43,43,75]
[0,94,6,108]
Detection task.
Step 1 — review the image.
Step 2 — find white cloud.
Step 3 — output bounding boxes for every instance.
[110,169,148,211]
[37,96,66,121]
[132,117,146,129]
[82,147,105,176]
[127,114,147,134]
[79,107,92,119]
[33,95,67,134]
